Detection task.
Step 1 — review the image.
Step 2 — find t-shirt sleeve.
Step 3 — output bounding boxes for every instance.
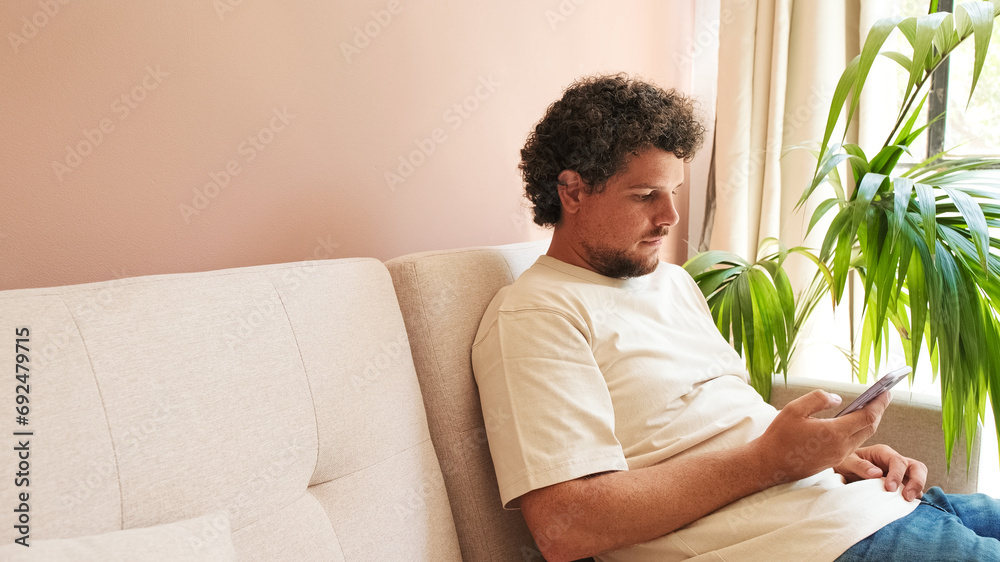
[472,307,628,509]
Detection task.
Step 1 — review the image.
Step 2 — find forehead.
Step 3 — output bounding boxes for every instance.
[607,148,684,188]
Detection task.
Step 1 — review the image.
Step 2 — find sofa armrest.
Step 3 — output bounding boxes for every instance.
[768,375,981,494]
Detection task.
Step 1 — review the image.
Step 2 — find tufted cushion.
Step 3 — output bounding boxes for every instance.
[0,259,461,560]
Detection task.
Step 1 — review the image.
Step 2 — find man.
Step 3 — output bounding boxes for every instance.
[471,74,1000,561]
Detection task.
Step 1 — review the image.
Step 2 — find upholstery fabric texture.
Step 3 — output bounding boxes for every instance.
[386,239,550,561]
[0,511,236,561]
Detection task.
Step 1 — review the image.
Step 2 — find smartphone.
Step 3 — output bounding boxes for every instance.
[834,366,912,417]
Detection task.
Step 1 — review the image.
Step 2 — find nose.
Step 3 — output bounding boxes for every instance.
[654,193,680,227]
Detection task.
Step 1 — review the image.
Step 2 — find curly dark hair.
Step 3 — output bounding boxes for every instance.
[520,74,705,227]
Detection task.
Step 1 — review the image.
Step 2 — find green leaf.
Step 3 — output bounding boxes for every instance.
[775,268,796,349]
[849,17,906,130]
[893,94,928,147]
[870,145,908,175]
[815,57,860,177]
[801,149,853,209]
[852,173,887,230]
[907,243,929,371]
[956,1,996,107]
[833,225,854,304]
[892,176,915,243]
[934,12,960,56]
[901,13,949,117]
[897,16,917,48]
[858,299,876,383]
[696,266,744,298]
[730,275,744,357]
[820,205,853,262]
[880,50,912,70]
[828,162,847,202]
[808,198,843,236]
[683,251,749,276]
[914,182,937,258]
[843,144,871,184]
[941,186,991,272]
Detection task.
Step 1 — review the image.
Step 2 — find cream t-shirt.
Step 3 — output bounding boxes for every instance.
[471,256,917,561]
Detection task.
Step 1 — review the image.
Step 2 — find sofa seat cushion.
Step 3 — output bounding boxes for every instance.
[0,511,235,561]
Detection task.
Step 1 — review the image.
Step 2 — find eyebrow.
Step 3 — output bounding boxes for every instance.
[626,183,681,191]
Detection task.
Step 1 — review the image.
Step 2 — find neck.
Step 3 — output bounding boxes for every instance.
[545,226,598,274]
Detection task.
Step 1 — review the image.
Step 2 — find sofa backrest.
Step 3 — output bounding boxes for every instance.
[386,239,550,561]
[0,259,461,560]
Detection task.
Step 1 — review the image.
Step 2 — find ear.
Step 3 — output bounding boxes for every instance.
[556,170,586,215]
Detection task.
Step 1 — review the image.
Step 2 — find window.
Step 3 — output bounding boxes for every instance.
[897,0,1000,159]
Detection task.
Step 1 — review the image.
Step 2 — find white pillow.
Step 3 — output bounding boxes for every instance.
[0,510,235,561]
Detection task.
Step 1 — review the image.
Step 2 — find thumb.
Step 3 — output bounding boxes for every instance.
[785,389,842,417]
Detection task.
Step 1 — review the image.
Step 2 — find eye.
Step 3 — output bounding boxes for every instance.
[635,192,654,202]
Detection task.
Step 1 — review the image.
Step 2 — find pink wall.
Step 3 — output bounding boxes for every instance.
[0,1,697,290]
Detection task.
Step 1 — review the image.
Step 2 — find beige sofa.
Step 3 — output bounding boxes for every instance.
[0,240,980,560]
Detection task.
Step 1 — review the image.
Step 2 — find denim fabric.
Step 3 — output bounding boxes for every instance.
[836,487,1000,561]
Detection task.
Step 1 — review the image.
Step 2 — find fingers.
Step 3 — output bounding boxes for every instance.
[840,391,891,441]
[834,453,882,482]
[900,461,928,502]
[786,389,843,417]
[858,444,927,502]
[882,452,908,493]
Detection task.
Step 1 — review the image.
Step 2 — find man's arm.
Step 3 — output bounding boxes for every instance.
[520,389,895,562]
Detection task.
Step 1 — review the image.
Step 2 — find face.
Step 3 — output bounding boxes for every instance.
[570,147,684,278]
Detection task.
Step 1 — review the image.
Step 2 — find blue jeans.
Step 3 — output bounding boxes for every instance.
[836,487,1000,561]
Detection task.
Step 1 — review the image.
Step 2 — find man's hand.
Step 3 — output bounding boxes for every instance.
[750,388,892,484]
[834,444,927,501]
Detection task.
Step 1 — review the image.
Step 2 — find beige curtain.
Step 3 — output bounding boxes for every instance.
[706,0,895,263]
[705,0,898,378]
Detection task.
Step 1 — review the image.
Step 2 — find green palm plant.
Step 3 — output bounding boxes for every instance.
[685,0,1000,466]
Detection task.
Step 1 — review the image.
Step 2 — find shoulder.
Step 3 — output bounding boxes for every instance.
[496,259,593,313]
[474,259,595,347]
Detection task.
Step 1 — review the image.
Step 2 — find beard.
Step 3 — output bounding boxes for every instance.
[581,233,665,279]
